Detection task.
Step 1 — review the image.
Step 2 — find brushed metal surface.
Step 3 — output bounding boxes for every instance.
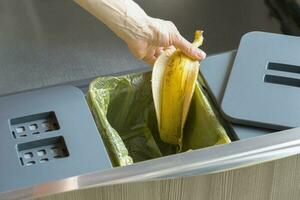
[34,154,300,200]
[2,127,300,199]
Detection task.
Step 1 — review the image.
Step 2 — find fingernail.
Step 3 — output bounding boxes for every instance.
[197,50,206,60]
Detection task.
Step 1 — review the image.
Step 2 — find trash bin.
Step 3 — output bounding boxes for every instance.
[87,71,234,167]
[2,32,300,200]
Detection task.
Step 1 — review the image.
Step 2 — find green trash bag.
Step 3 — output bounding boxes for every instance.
[88,71,231,167]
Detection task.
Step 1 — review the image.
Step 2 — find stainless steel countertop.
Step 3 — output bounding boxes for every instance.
[0,0,280,95]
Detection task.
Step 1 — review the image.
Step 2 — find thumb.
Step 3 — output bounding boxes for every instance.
[173,34,206,60]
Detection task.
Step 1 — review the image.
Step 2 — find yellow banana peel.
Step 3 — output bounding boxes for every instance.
[152,31,204,146]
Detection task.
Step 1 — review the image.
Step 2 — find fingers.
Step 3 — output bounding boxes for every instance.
[150,18,206,60]
[154,47,164,58]
[127,42,158,65]
[144,46,178,65]
[144,46,177,65]
[125,17,206,65]
[143,46,158,65]
[164,46,176,56]
[144,55,157,65]
[173,34,206,60]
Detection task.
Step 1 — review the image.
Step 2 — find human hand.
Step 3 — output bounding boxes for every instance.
[125,17,206,65]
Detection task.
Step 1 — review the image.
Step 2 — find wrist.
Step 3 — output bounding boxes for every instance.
[122,5,153,44]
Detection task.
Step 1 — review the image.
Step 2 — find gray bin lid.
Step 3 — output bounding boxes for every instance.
[221,32,300,130]
[0,85,111,193]
[200,50,274,139]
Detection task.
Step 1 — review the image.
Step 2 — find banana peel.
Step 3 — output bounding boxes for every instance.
[152,31,231,149]
[152,31,204,146]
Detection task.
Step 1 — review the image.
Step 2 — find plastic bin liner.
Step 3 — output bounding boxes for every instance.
[88,71,231,167]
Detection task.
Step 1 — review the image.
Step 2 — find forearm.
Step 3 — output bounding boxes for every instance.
[74,0,151,42]
[74,0,206,64]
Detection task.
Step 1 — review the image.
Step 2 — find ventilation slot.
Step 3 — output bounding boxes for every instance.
[267,62,300,74]
[17,136,69,167]
[10,112,60,139]
[264,75,300,88]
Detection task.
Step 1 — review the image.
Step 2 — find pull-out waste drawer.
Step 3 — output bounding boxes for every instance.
[2,33,300,200]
